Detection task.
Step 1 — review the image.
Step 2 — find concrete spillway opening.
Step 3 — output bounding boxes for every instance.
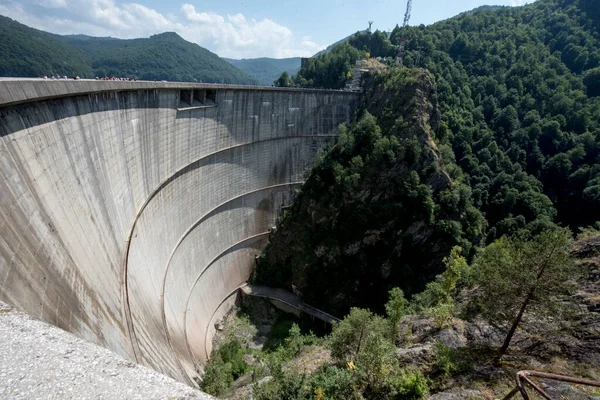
[0,80,358,386]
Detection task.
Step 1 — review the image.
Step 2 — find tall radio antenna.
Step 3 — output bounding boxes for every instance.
[396,0,413,66]
[403,0,412,27]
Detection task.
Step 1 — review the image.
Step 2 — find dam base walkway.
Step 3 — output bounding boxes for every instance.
[239,284,340,325]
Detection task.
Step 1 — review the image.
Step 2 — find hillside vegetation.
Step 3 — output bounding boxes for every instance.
[259,68,471,313]
[224,3,600,396]
[263,0,600,314]
[0,16,258,84]
[390,0,600,233]
[190,1,600,398]
[0,16,92,77]
[206,225,599,399]
[312,30,369,58]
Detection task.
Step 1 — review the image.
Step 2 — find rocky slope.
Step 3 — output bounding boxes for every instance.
[391,232,600,399]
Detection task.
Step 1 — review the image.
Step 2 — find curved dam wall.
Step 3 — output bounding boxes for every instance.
[0,80,359,384]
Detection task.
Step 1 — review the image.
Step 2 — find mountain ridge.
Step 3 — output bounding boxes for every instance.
[224,57,301,86]
[0,16,258,84]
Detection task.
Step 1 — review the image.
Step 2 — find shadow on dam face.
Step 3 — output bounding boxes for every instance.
[0,80,359,385]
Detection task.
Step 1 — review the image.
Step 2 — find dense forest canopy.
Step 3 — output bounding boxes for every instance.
[294,42,364,89]
[0,16,93,78]
[260,68,484,314]
[390,0,600,236]
[0,16,258,84]
[263,0,600,314]
[291,0,600,236]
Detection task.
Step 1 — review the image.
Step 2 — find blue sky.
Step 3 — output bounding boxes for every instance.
[0,0,533,59]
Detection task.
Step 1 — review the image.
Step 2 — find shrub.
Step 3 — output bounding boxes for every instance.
[308,365,355,400]
[410,246,470,313]
[200,339,248,395]
[356,332,399,394]
[328,308,389,363]
[395,369,429,399]
[252,371,307,400]
[200,360,234,396]
[426,302,456,329]
[218,340,247,379]
[385,287,409,337]
[434,342,471,377]
[287,323,320,356]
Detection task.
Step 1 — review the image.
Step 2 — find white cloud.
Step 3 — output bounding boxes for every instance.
[0,0,323,58]
[178,4,314,58]
[181,4,224,24]
[510,0,530,6]
[124,3,171,30]
[35,0,67,8]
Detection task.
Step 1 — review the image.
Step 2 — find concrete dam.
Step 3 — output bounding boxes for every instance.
[0,79,359,385]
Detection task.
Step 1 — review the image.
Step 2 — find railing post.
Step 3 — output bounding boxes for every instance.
[504,370,600,399]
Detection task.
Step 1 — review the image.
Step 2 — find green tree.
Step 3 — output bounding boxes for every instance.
[385,287,408,338]
[200,339,248,395]
[252,370,307,400]
[410,246,469,311]
[395,370,429,400]
[584,67,600,97]
[356,332,399,397]
[348,30,395,58]
[328,308,389,363]
[472,228,577,360]
[308,366,355,400]
[274,71,293,87]
[200,360,234,396]
[293,42,362,89]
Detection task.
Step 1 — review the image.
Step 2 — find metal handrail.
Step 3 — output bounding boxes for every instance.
[503,370,600,399]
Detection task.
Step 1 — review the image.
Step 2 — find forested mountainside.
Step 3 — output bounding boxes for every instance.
[0,16,93,77]
[465,5,504,14]
[224,57,301,86]
[212,66,600,399]
[392,0,600,234]
[258,69,473,313]
[0,16,258,84]
[64,33,259,83]
[263,0,600,315]
[312,31,367,57]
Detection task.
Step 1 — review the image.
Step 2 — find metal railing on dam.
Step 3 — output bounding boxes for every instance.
[0,79,360,385]
[239,283,341,325]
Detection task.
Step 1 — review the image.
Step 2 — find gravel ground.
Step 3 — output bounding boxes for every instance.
[0,301,214,400]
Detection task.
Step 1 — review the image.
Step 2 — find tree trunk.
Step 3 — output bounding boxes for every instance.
[355,327,365,360]
[496,243,557,363]
[494,236,563,364]
[497,287,535,362]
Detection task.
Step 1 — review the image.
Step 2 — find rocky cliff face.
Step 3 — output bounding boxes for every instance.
[255,68,480,315]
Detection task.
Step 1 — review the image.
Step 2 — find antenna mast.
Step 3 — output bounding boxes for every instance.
[396,0,413,66]
[403,0,412,27]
